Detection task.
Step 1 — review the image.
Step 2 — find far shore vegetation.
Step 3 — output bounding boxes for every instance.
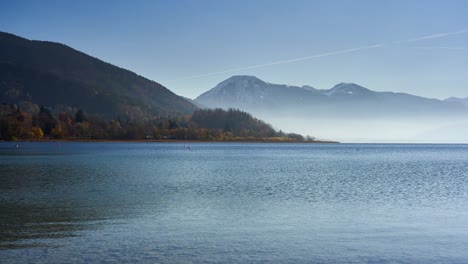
[1,104,330,143]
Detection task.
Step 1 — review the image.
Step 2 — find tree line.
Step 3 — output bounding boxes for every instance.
[0,104,315,142]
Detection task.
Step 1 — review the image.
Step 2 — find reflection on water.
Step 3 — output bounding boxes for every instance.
[1,142,468,263]
[0,202,101,249]
[0,160,118,250]
[1,144,141,250]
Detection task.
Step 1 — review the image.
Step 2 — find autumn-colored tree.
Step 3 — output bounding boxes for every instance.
[30,126,44,139]
[50,124,64,139]
[0,105,28,140]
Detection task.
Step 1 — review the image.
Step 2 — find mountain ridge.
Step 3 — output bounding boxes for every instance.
[195,75,467,117]
[445,97,468,107]
[0,31,198,119]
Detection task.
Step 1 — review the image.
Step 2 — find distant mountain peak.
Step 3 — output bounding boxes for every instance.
[227,75,262,81]
[324,82,373,96]
[301,85,319,92]
[197,75,268,103]
[219,75,265,86]
[331,82,368,90]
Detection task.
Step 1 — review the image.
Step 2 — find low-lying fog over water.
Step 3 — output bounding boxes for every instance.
[263,116,468,143]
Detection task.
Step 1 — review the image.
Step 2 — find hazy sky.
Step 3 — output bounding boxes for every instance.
[1,0,467,99]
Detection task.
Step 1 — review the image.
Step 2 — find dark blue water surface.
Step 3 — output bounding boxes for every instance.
[1,142,468,263]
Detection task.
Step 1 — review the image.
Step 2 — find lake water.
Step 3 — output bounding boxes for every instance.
[1,142,468,263]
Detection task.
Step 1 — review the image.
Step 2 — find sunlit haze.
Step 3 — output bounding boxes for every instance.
[1,0,468,142]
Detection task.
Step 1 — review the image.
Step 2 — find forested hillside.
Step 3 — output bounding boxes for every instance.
[0,105,316,142]
[0,32,197,119]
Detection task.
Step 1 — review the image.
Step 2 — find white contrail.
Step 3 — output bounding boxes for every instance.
[164,28,468,82]
[394,29,468,44]
[167,44,384,81]
[410,46,468,51]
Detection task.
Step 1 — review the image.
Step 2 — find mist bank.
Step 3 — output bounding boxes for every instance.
[259,115,468,143]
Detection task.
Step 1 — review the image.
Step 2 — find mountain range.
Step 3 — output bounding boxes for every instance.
[0,31,197,119]
[195,75,467,118]
[195,76,468,142]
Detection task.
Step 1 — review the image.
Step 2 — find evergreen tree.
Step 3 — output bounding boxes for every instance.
[75,109,86,123]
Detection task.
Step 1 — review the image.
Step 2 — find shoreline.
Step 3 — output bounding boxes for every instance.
[2,138,339,144]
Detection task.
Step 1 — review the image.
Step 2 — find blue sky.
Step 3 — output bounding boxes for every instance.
[1,0,467,99]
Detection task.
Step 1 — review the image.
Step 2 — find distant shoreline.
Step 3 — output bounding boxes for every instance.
[2,138,339,144]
